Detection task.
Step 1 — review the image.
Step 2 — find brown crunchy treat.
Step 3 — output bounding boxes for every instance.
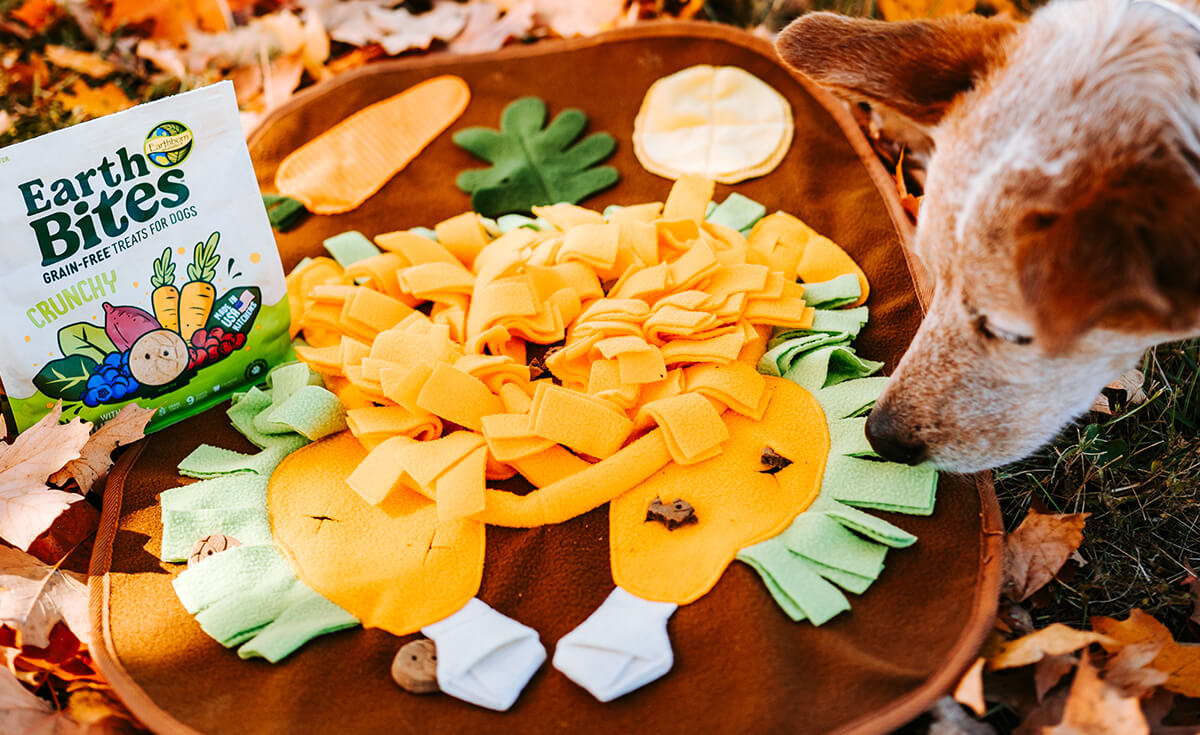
[186,534,243,568]
[527,345,561,381]
[645,496,698,530]
[759,446,792,475]
[392,638,439,694]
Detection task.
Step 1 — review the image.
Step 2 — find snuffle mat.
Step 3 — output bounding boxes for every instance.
[89,22,1003,735]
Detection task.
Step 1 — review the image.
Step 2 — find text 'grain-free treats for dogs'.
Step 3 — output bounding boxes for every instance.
[0,81,290,434]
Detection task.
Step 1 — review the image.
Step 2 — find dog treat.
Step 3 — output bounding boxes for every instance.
[633,65,794,184]
[187,534,243,568]
[645,496,698,530]
[275,76,471,214]
[392,639,440,694]
[759,446,792,474]
[454,97,618,217]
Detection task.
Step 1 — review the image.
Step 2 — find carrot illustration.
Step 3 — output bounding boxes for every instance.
[151,247,180,332]
[179,231,220,341]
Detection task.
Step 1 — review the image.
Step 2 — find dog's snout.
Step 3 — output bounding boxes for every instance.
[865,407,927,465]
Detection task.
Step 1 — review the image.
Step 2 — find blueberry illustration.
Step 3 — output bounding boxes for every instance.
[94,385,113,403]
[87,373,106,389]
[103,353,123,368]
[82,390,100,408]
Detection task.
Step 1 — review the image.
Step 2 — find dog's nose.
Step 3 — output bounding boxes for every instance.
[865,408,927,465]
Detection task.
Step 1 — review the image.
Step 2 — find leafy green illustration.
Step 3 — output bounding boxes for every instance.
[453,97,619,217]
[33,355,97,401]
[151,247,176,288]
[58,321,116,363]
[187,231,220,283]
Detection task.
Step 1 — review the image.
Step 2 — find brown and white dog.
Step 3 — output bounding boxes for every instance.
[776,0,1200,472]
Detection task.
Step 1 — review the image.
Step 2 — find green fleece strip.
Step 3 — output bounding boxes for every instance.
[813,378,888,422]
[236,592,359,663]
[324,231,381,268]
[779,512,887,581]
[160,474,269,513]
[758,334,851,377]
[829,417,877,458]
[800,274,861,309]
[823,455,938,515]
[706,193,766,232]
[809,307,869,336]
[161,507,272,562]
[782,345,883,394]
[737,539,850,625]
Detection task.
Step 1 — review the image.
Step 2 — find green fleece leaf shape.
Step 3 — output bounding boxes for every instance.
[58,322,117,363]
[33,355,96,401]
[454,97,619,217]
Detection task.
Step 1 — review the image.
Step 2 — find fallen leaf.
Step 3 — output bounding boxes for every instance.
[1092,369,1148,415]
[449,0,534,55]
[499,0,626,37]
[1092,609,1200,698]
[954,657,987,716]
[10,0,59,33]
[987,624,1115,671]
[877,0,1017,21]
[1043,652,1149,735]
[306,0,468,56]
[1003,507,1090,602]
[55,80,135,119]
[0,545,90,648]
[103,0,233,45]
[66,686,141,729]
[1036,653,1078,701]
[1,623,105,686]
[26,500,99,568]
[1105,642,1170,698]
[49,404,151,495]
[0,667,86,735]
[928,696,997,735]
[43,45,118,79]
[0,405,91,551]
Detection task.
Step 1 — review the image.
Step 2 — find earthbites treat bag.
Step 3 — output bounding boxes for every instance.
[0,82,290,433]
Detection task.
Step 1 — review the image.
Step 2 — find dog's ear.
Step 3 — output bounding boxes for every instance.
[1015,157,1200,353]
[776,12,1017,126]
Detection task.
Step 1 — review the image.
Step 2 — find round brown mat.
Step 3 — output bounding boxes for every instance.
[89,21,1001,735]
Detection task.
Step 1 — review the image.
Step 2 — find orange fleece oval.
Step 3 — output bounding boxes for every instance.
[268,431,485,635]
[609,377,828,604]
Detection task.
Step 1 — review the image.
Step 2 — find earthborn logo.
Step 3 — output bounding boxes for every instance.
[144,121,193,168]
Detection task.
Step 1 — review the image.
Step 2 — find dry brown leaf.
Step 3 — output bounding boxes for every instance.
[1105,642,1170,698]
[0,405,91,551]
[988,624,1115,671]
[954,657,987,716]
[1091,369,1148,415]
[10,0,59,33]
[878,0,1017,21]
[1092,609,1200,699]
[1036,653,1078,701]
[66,686,141,729]
[449,0,534,55]
[0,667,86,735]
[1043,652,1150,735]
[103,0,234,45]
[56,80,135,119]
[0,545,90,649]
[49,404,152,495]
[499,0,625,37]
[928,696,997,735]
[1003,507,1090,602]
[43,45,118,79]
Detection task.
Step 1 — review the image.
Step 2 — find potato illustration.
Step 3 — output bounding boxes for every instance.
[129,329,190,386]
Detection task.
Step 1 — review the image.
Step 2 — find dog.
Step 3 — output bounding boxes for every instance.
[775,0,1200,472]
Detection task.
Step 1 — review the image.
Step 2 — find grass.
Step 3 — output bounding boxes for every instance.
[993,339,1200,638]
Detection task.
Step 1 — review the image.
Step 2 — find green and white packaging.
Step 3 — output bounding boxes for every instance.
[0,82,290,433]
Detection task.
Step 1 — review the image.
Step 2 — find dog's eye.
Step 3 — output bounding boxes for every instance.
[975,315,1033,345]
